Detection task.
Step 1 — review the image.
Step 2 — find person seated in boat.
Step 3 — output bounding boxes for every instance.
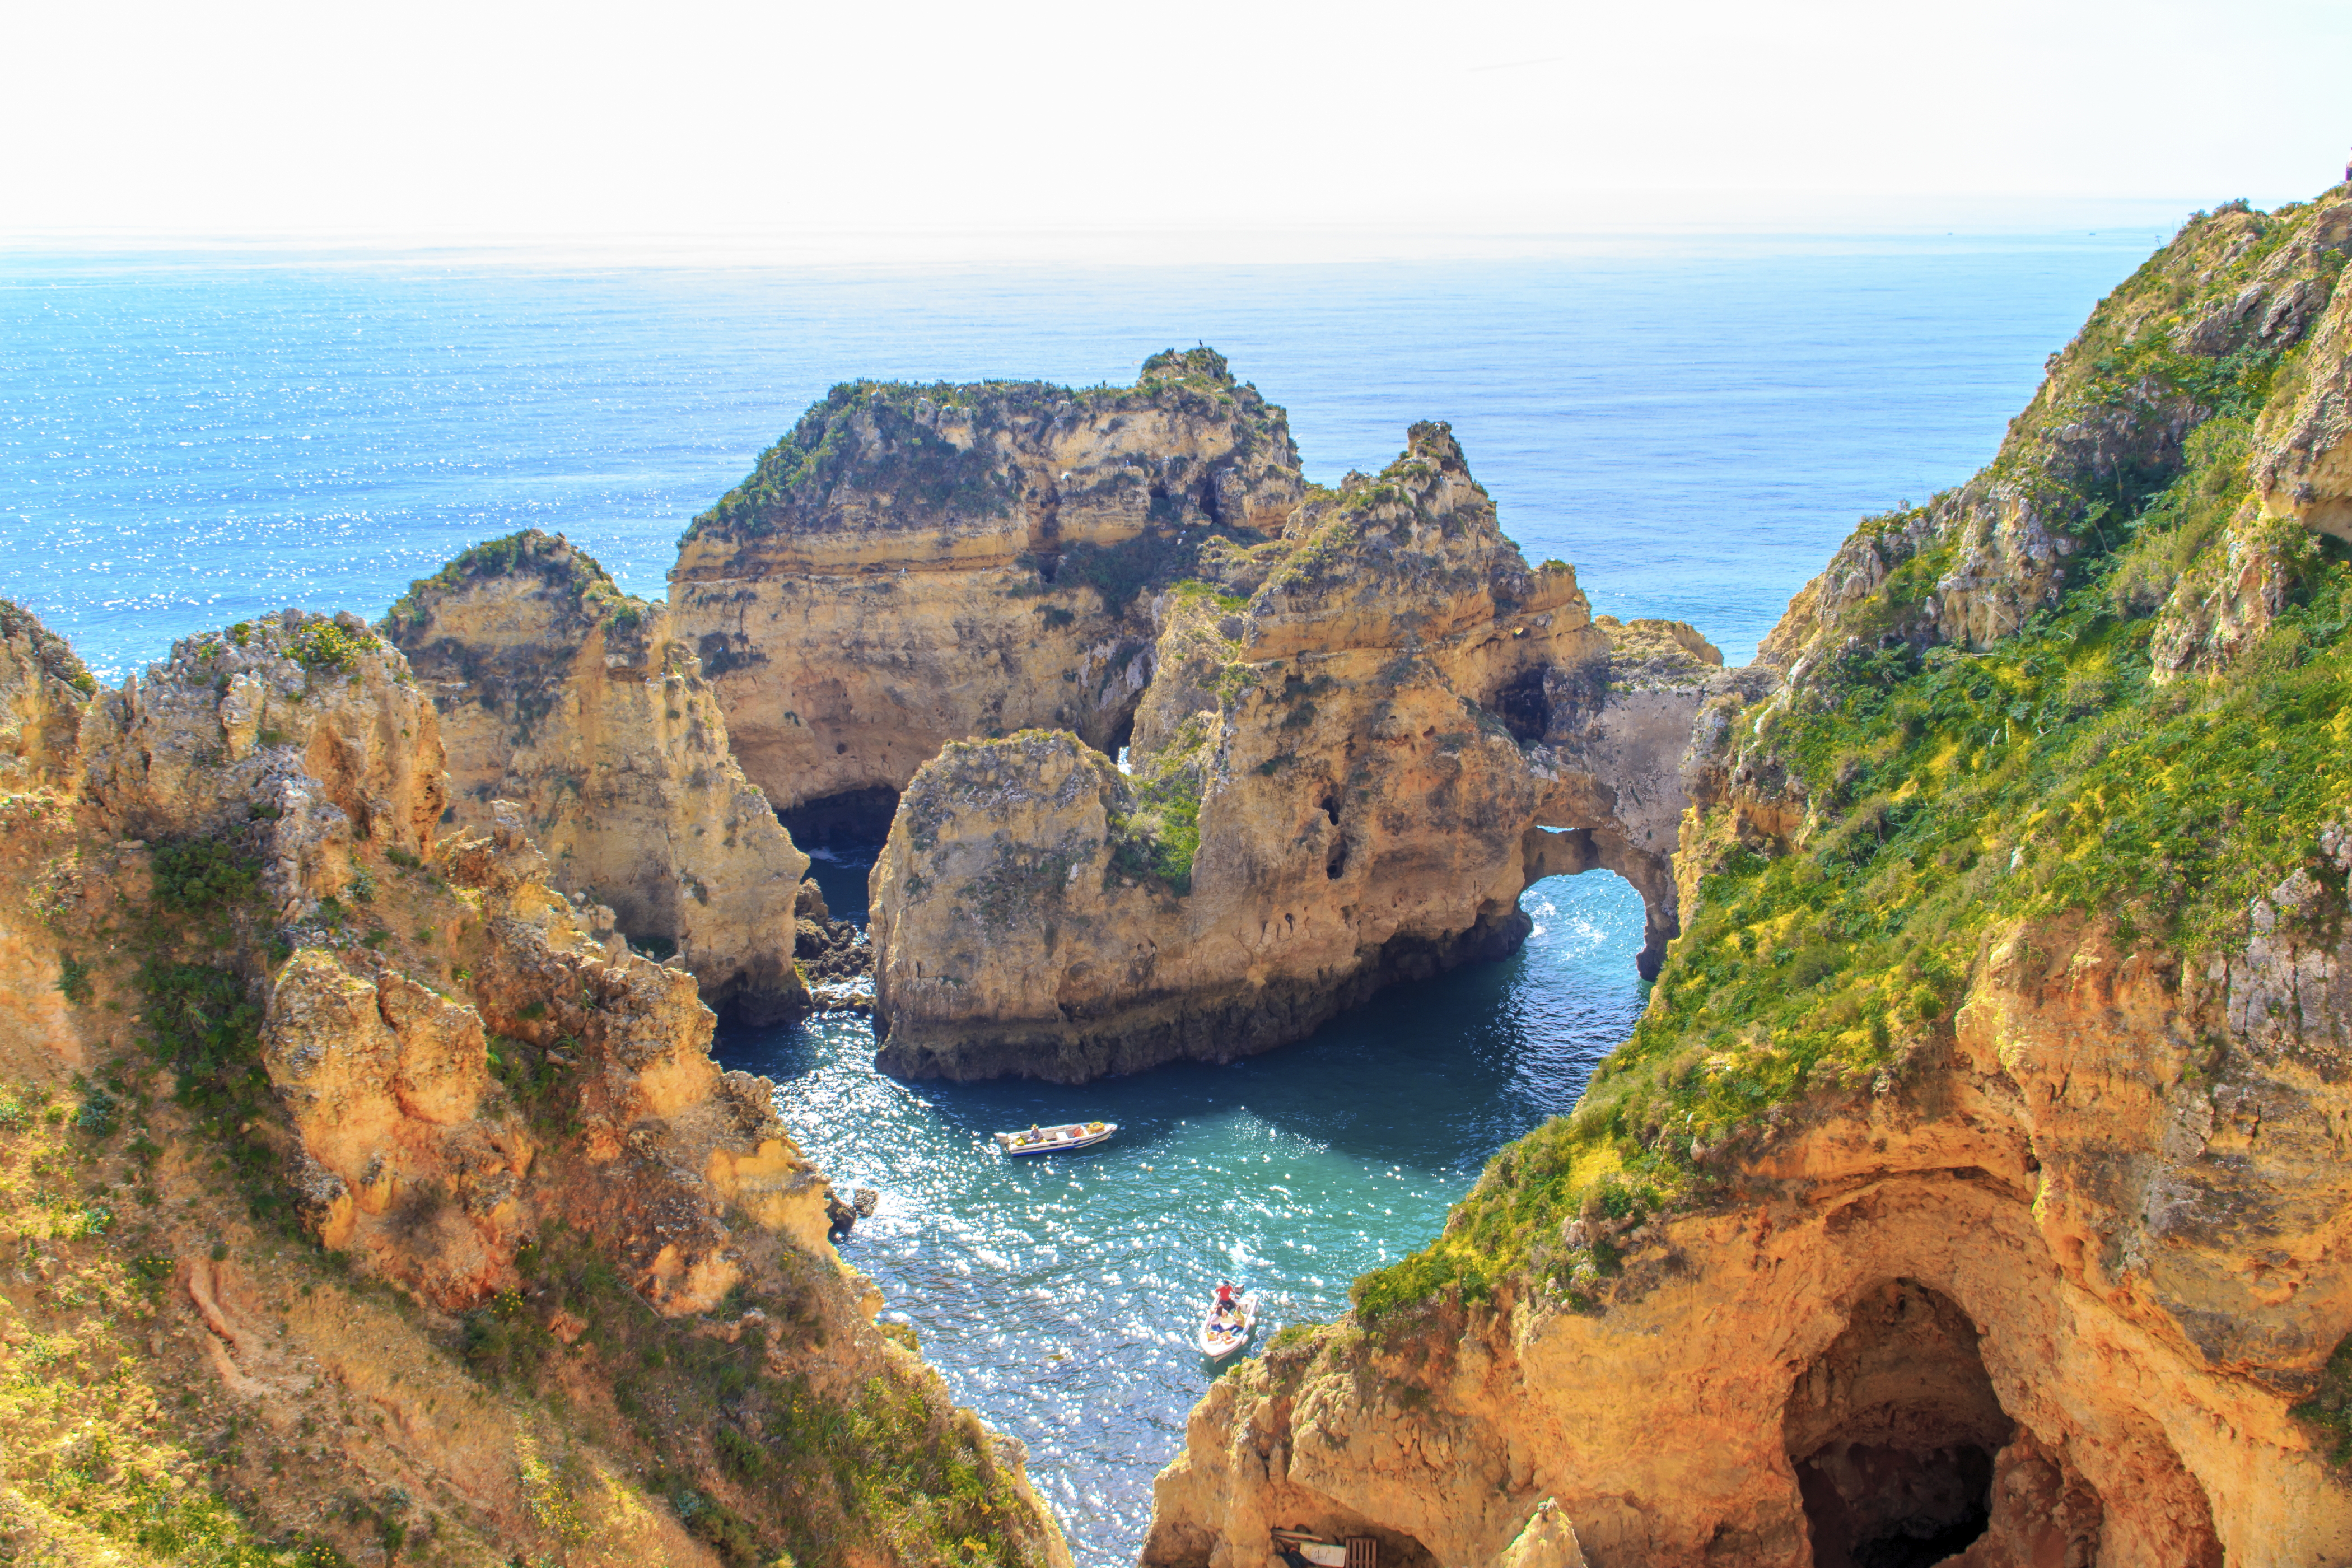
[1029,1123,1043,1141]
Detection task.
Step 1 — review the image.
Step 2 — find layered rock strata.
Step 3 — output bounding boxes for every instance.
[0,604,1070,1568]
[385,531,811,1021]
[669,348,1306,822]
[1143,188,2352,1568]
[869,424,1739,1081]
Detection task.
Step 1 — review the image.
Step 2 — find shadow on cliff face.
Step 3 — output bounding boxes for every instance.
[780,785,901,852]
[1781,1276,2226,1568]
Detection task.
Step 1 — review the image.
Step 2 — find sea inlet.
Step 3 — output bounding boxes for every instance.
[718,843,1650,1566]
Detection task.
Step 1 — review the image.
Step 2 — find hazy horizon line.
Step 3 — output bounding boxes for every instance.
[0,190,2244,270]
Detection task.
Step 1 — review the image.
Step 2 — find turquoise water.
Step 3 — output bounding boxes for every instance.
[717,849,1649,1561]
[0,234,2166,1562]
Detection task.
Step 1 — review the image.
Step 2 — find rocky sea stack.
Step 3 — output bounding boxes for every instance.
[661,349,1735,1082]
[670,347,1307,834]
[8,180,2352,1568]
[864,423,1736,1081]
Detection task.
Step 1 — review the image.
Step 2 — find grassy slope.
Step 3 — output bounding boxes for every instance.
[1350,192,2352,1320]
[4,790,1054,1567]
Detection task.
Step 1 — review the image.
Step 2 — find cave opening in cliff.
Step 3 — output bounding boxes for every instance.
[1784,1279,2012,1568]
[778,785,901,848]
[1107,702,1138,759]
[1489,664,1551,741]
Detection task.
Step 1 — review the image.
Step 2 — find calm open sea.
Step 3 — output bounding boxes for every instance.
[1,231,2160,1562]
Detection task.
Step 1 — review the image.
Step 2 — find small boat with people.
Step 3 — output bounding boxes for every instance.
[1197,1282,1258,1360]
[993,1119,1117,1156]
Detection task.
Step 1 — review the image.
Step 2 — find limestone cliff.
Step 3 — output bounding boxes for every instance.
[0,599,94,791]
[0,605,1070,1568]
[869,424,1738,1081]
[79,608,447,867]
[670,348,1306,828]
[2255,212,2352,542]
[385,530,811,1022]
[1760,190,2352,675]
[1144,188,2352,1568]
[1147,900,2352,1566]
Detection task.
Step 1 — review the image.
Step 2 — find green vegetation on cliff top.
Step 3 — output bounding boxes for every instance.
[10,802,1060,1568]
[0,596,96,694]
[686,347,1282,545]
[1107,717,1210,893]
[1351,193,2352,1324]
[384,528,649,633]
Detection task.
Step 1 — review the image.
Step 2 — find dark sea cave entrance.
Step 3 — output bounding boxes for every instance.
[778,785,902,852]
[1784,1280,2006,1568]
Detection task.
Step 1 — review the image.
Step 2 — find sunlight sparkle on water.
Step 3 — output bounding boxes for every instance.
[716,864,1647,1567]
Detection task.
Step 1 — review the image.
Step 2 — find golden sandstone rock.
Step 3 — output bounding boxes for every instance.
[0,601,1070,1568]
[1142,191,2352,1568]
[10,179,2352,1560]
[1144,902,2352,1566]
[670,348,1306,824]
[385,530,813,1020]
[80,608,447,876]
[866,423,1739,1080]
[663,354,1737,1082]
[0,600,92,790]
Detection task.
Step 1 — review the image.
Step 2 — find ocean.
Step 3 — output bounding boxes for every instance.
[1,230,2163,1562]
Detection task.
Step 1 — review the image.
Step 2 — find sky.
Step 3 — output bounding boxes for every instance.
[5,0,2349,258]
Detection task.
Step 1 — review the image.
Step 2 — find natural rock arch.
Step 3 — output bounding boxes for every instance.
[668,357,1751,1080]
[862,428,1747,1081]
[1520,823,1681,981]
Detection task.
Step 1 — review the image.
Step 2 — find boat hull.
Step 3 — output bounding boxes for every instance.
[1197,1293,1258,1360]
[993,1123,1116,1156]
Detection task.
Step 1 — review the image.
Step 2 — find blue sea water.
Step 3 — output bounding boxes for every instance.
[0,231,2164,1562]
[722,847,1651,1556]
[5,234,2158,679]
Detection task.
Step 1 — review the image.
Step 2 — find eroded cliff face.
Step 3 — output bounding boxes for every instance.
[0,600,95,792]
[670,348,1306,823]
[0,605,1070,1568]
[79,608,447,870]
[1145,895,2352,1568]
[0,600,99,1082]
[2253,203,2352,542]
[385,531,812,1022]
[1145,188,2352,1568]
[869,424,1738,1081]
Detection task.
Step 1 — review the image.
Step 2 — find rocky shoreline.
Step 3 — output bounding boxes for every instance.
[0,604,1071,1568]
[7,181,2352,1568]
